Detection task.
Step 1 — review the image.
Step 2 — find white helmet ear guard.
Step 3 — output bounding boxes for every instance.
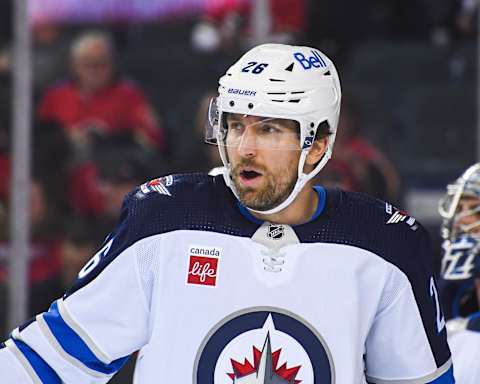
[209,43,342,214]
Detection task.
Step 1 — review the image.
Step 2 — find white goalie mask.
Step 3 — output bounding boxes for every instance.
[439,163,480,282]
[438,163,480,317]
[439,163,480,240]
[206,43,342,214]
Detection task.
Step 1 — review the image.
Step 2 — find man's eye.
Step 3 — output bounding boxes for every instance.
[260,124,279,134]
[229,122,243,131]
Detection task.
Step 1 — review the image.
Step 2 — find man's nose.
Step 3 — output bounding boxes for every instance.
[237,128,258,157]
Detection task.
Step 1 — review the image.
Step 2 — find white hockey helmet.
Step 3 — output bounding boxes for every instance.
[206,43,342,214]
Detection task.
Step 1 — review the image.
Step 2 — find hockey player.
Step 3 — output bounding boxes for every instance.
[438,163,480,383]
[1,44,453,383]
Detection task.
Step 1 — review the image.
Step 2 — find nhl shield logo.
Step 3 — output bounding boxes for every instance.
[267,225,284,240]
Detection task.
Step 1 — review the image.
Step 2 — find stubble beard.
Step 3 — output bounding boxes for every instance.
[231,161,297,211]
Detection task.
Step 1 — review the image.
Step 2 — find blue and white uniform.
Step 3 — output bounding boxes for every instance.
[0,174,454,383]
[446,313,480,384]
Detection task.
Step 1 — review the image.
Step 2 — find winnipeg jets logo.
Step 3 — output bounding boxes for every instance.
[194,307,334,384]
[229,332,301,383]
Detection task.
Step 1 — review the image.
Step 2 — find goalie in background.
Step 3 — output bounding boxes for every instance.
[438,163,480,383]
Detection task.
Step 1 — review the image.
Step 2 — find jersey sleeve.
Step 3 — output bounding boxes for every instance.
[0,191,154,383]
[365,226,454,384]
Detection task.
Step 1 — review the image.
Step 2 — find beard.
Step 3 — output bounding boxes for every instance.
[231,159,297,211]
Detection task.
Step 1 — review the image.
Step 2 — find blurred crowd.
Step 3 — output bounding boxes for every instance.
[0,0,477,380]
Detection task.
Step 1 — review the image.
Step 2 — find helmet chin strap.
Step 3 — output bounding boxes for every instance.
[222,148,332,216]
[247,174,310,215]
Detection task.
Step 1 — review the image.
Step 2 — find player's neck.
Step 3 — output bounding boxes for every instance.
[249,182,319,226]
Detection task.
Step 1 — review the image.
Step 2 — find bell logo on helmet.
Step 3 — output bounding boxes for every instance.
[294,50,327,70]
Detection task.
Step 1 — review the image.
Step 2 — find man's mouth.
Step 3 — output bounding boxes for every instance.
[241,170,261,179]
[238,168,263,187]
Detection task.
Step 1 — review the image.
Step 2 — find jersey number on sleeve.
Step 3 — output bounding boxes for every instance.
[78,238,114,279]
[429,276,446,333]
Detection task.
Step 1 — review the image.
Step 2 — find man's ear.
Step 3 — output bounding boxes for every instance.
[305,137,328,167]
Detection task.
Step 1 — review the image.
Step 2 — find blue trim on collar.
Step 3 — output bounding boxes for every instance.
[311,185,326,221]
[235,185,327,225]
[236,200,264,225]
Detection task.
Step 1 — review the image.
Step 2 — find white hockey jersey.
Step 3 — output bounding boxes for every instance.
[446,314,480,384]
[0,174,454,383]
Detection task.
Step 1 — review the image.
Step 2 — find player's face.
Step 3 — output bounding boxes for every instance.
[452,196,480,236]
[224,114,301,210]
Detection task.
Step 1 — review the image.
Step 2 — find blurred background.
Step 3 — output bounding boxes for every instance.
[0,0,477,381]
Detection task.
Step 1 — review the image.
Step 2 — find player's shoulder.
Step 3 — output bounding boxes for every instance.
[116,172,254,241]
[340,189,423,234]
[64,173,233,297]
[300,188,431,272]
[343,189,431,266]
[107,173,219,245]
[123,172,221,214]
[319,188,427,239]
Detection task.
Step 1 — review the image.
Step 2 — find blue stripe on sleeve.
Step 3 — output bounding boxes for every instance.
[13,339,62,383]
[428,365,455,383]
[42,301,130,375]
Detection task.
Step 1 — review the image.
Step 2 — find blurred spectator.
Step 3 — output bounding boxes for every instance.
[192,0,305,52]
[33,120,72,211]
[69,141,154,219]
[37,31,165,156]
[96,145,152,220]
[32,22,70,98]
[0,120,71,228]
[0,174,65,330]
[0,46,10,154]
[0,121,72,334]
[315,95,401,204]
[456,0,477,36]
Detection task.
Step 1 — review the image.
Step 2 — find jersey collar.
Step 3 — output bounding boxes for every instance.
[236,185,327,226]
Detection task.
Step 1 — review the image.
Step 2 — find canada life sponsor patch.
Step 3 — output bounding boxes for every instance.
[187,245,222,287]
[140,176,173,196]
